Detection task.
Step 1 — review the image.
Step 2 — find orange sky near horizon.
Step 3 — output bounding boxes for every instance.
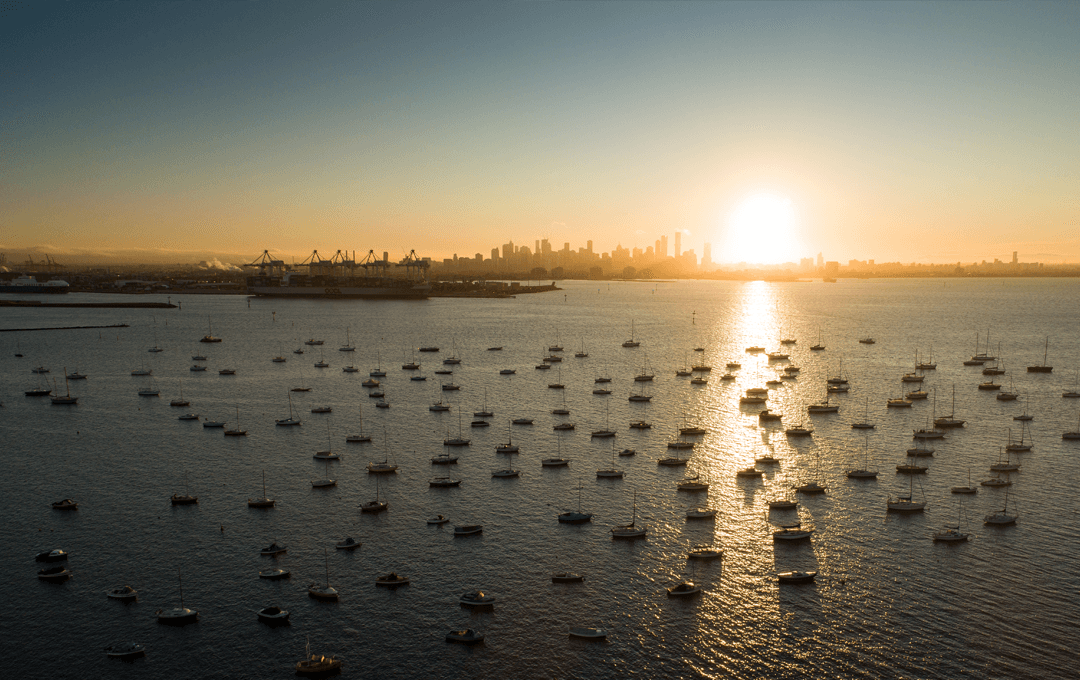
[2,2,1078,266]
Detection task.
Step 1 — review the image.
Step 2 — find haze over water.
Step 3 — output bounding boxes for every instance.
[3,279,1079,678]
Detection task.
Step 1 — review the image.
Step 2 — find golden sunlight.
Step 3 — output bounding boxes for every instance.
[721,193,800,265]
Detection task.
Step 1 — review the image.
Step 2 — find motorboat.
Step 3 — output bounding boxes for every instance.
[258,569,290,580]
[36,549,68,562]
[431,452,459,465]
[203,420,226,428]
[553,423,575,431]
[768,499,798,510]
[785,425,813,436]
[38,566,71,582]
[667,582,702,597]
[551,572,584,583]
[542,458,570,467]
[656,456,688,466]
[311,406,332,414]
[257,606,290,625]
[107,585,138,602]
[756,453,780,464]
[170,493,198,506]
[777,571,817,584]
[429,477,461,487]
[313,451,340,461]
[459,590,495,606]
[758,410,782,422]
[156,605,198,625]
[886,397,913,408]
[629,420,651,429]
[500,369,516,375]
[51,498,77,510]
[295,640,341,676]
[795,481,826,494]
[342,365,359,373]
[981,476,1011,487]
[260,543,287,556]
[735,467,763,479]
[687,545,723,559]
[512,418,533,425]
[375,572,410,587]
[686,508,717,520]
[189,365,207,372]
[446,629,484,644]
[305,339,325,346]
[453,525,483,536]
[568,627,606,639]
[773,523,813,541]
[105,642,146,659]
[218,369,236,375]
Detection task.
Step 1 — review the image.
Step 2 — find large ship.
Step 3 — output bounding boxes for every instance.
[0,275,71,294]
[245,249,430,299]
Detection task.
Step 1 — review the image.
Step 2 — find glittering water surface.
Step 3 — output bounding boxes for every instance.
[3,279,1080,679]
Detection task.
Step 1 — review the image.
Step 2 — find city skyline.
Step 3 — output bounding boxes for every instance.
[3,2,1079,265]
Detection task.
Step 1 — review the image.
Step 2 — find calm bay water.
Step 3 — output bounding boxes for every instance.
[2,278,1079,679]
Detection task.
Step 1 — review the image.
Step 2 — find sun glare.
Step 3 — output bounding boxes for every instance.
[722,194,800,265]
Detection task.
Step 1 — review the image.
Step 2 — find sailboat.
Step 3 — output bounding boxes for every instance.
[491,446,520,478]
[1061,410,1080,440]
[596,440,623,478]
[276,392,302,426]
[443,339,461,364]
[621,320,640,348]
[575,337,588,358]
[1014,398,1034,422]
[558,480,592,523]
[851,397,874,429]
[156,569,199,624]
[346,404,372,443]
[610,491,646,538]
[846,433,878,478]
[360,475,388,512]
[1064,369,1080,398]
[541,434,570,466]
[934,385,966,428]
[887,474,926,512]
[171,471,198,505]
[148,323,163,353]
[933,501,970,542]
[50,370,78,405]
[339,328,355,352]
[990,445,1020,473]
[291,365,311,392]
[810,330,825,351]
[591,402,616,438]
[984,489,1018,526]
[199,315,222,343]
[308,549,340,600]
[170,379,190,407]
[495,421,519,453]
[312,458,336,488]
[370,350,386,377]
[247,470,276,508]
[367,432,398,472]
[224,406,247,436]
[951,468,978,495]
[1005,424,1032,452]
[916,345,937,370]
[443,414,470,446]
[1027,337,1052,373]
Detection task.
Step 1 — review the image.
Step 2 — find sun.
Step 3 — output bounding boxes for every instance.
[722,193,800,265]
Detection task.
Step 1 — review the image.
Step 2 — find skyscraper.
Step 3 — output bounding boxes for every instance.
[659,235,668,258]
[674,232,681,258]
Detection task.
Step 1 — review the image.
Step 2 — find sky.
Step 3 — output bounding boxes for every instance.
[2,1,1078,266]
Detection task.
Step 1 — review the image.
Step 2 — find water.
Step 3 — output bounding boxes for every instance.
[2,279,1079,679]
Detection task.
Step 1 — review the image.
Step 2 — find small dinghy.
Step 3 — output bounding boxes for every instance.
[105,642,145,660]
[51,498,77,511]
[427,515,450,525]
[429,477,462,487]
[459,590,496,606]
[375,572,410,587]
[445,629,484,644]
[777,570,818,584]
[686,508,717,520]
[687,545,723,560]
[107,585,138,601]
[258,569,290,580]
[334,537,361,551]
[256,605,290,625]
[260,543,287,556]
[453,525,483,536]
[568,627,606,640]
[551,572,585,583]
[666,581,702,597]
